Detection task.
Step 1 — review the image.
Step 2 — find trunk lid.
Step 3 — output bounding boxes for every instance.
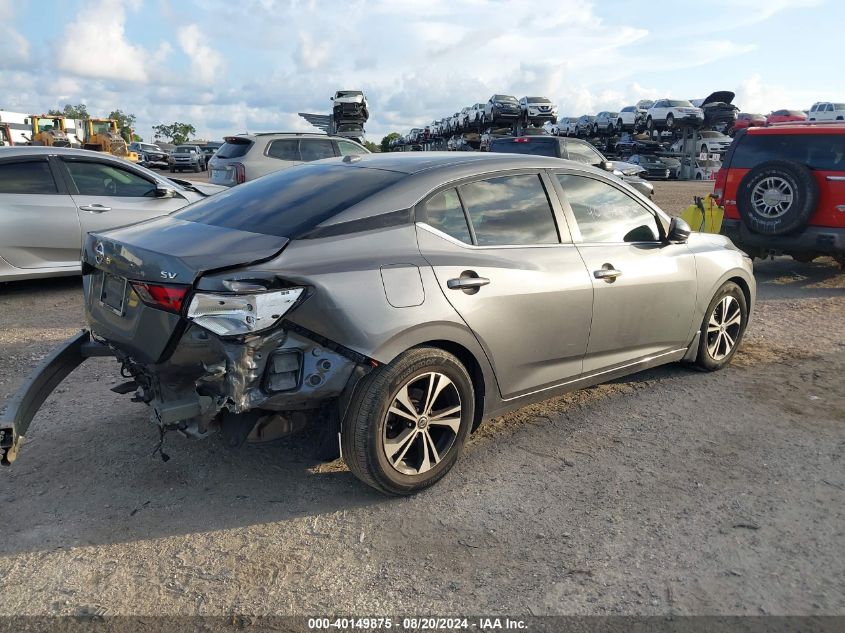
[701,90,735,106]
[82,216,289,363]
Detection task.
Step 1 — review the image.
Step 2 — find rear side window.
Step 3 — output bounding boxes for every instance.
[267,139,300,161]
[419,188,472,243]
[564,141,604,166]
[173,164,404,238]
[489,137,561,157]
[337,140,368,156]
[458,174,559,246]
[0,161,58,194]
[299,139,335,161]
[733,134,845,171]
[216,139,253,159]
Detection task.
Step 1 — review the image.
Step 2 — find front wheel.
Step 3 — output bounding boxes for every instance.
[695,282,748,371]
[341,347,474,495]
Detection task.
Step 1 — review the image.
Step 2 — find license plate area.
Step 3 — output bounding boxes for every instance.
[99,273,128,316]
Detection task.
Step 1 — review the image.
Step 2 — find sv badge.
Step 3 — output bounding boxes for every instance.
[160,271,178,279]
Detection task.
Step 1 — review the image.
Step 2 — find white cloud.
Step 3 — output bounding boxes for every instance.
[177,24,225,86]
[735,74,816,114]
[0,0,30,68]
[294,31,332,71]
[55,0,149,82]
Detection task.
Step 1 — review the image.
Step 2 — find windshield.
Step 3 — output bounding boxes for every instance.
[494,95,517,102]
[174,146,194,153]
[91,122,113,135]
[336,91,362,97]
[667,100,694,107]
[528,97,550,103]
[37,119,63,132]
[173,164,404,238]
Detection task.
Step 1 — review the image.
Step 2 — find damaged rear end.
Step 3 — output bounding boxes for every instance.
[3,163,401,465]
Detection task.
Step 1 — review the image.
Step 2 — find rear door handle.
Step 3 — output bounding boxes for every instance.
[825,176,845,182]
[79,204,111,213]
[447,277,490,290]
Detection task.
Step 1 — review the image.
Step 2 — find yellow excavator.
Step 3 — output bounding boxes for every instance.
[24,115,72,147]
[82,118,139,162]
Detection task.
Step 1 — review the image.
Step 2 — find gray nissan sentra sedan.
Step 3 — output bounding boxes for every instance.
[1,153,755,495]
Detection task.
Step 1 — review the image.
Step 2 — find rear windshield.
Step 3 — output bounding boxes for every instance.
[172,164,404,238]
[490,137,561,157]
[732,134,845,171]
[216,139,253,159]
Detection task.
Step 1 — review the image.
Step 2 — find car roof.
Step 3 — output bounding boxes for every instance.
[225,132,350,141]
[0,146,141,160]
[306,152,613,228]
[747,122,845,135]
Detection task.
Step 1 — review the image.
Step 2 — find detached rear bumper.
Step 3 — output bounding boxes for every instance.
[0,330,112,465]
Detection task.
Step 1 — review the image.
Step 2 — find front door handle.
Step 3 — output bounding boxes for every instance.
[447,277,490,290]
[826,175,845,182]
[594,265,623,283]
[79,204,111,213]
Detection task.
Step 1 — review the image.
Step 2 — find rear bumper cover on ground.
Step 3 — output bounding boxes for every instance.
[0,330,113,465]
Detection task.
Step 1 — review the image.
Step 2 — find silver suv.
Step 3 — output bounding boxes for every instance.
[208,133,369,186]
[168,145,206,173]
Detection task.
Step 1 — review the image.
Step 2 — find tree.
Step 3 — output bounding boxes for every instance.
[363,140,380,153]
[47,103,90,119]
[380,132,401,152]
[109,109,137,143]
[152,122,196,145]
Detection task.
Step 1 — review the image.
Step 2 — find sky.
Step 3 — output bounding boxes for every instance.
[1,0,842,144]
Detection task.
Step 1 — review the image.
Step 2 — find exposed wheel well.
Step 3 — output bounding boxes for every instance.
[415,340,486,430]
[727,276,752,311]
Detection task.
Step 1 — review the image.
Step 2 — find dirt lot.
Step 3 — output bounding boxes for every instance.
[1,181,843,617]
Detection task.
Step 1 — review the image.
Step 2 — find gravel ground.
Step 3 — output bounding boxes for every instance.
[0,181,843,617]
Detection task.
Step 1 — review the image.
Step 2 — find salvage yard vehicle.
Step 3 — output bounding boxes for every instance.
[715,122,845,265]
[695,91,739,133]
[0,152,755,496]
[331,90,369,124]
[808,102,845,121]
[24,115,71,147]
[483,94,521,127]
[592,111,619,136]
[645,99,704,131]
[616,105,648,133]
[733,112,767,133]
[129,141,168,167]
[626,154,671,180]
[207,133,368,186]
[670,130,733,156]
[0,123,12,146]
[489,135,654,198]
[81,118,139,163]
[0,147,225,282]
[574,115,596,137]
[519,97,557,125]
[168,145,206,172]
[766,109,807,124]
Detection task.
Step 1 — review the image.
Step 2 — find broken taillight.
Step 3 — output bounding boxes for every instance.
[131,282,190,314]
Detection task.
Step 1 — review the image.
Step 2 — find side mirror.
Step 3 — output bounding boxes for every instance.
[667,217,691,243]
[155,186,176,199]
[599,161,614,171]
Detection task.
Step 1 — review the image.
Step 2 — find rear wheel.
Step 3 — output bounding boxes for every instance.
[695,282,748,371]
[341,347,474,495]
[666,113,675,129]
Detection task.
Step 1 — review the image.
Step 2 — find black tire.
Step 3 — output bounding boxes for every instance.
[193,164,200,173]
[616,120,623,133]
[701,144,708,155]
[169,167,175,173]
[341,347,474,496]
[736,160,819,235]
[695,282,748,371]
[646,117,654,131]
[666,113,675,129]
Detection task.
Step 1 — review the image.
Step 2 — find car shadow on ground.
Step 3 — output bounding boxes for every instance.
[752,256,844,300]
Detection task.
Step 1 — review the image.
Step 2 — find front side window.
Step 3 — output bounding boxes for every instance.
[64,161,156,197]
[458,174,559,246]
[267,139,299,161]
[299,139,336,162]
[419,188,472,243]
[557,174,660,243]
[0,161,58,194]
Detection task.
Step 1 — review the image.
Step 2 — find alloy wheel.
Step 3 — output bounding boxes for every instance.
[751,176,794,218]
[382,372,462,476]
[706,296,742,361]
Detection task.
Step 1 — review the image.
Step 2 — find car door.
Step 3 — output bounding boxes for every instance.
[0,156,82,269]
[415,172,594,399]
[551,171,697,373]
[59,158,188,235]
